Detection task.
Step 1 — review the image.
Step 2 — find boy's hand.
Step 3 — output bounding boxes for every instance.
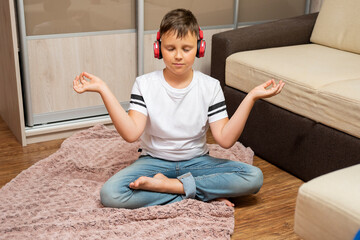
[73,72,106,94]
[248,79,285,101]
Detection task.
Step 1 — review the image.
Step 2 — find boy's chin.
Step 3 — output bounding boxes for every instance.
[167,68,192,76]
[167,65,191,71]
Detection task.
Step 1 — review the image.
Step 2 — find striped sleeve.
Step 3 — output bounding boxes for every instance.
[129,80,148,116]
[208,83,228,123]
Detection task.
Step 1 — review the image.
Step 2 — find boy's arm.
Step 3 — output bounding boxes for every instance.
[73,72,147,142]
[209,79,284,149]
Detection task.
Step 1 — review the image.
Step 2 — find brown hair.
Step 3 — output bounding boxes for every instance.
[159,9,199,39]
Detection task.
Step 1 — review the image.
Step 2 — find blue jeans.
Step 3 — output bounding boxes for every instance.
[100,154,263,209]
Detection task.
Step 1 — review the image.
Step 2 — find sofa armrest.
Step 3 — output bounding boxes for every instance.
[211,13,318,87]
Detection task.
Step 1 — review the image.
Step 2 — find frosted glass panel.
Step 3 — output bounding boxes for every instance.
[24,0,135,36]
[144,0,234,31]
[238,0,306,22]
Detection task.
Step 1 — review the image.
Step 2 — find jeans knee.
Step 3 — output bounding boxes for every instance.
[100,183,116,208]
[250,166,263,193]
[233,165,263,195]
[100,182,131,208]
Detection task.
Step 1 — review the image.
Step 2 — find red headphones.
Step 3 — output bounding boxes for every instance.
[153,27,206,59]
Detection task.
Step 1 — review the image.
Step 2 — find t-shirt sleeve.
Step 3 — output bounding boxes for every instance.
[129,79,148,116]
[208,82,228,123]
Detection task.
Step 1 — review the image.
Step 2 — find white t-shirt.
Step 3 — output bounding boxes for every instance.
[129,70,228,161]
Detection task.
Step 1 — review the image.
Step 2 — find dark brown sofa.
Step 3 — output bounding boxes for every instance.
[211,13,360,181]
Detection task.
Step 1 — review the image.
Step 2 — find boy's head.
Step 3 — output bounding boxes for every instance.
[154,9,206,59]
[159,8,199,40]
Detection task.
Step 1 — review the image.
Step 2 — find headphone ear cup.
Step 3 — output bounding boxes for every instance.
[153,40,162,59]
[196,39,206,58]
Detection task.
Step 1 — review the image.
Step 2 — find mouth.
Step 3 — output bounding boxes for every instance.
[172,63,185,68]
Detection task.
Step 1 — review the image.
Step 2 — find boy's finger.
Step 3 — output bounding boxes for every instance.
[73,76,80,85]
[275,83,284,94]
[278,82,285,91]
[262,79,273,88]
[80,74,87,84]
[82,72,94,79]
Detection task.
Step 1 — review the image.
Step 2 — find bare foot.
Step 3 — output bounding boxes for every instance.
[129,173,185,194]
[153,173,167,180]
[214,198,235,207]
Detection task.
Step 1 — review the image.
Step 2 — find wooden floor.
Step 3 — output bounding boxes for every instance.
[0,117,303,239]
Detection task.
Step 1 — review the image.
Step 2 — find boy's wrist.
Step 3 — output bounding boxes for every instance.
[247,90,259,102]
[97,81,109,95]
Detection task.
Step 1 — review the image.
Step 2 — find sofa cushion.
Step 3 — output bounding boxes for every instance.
[310,0,360,54]
[225,44,360,138]
[294,164,360,240]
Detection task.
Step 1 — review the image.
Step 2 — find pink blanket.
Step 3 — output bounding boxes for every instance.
[0,125,253,239]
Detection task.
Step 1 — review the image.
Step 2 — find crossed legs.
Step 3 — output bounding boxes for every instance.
[129,173,235,206]
[100,155,263,209]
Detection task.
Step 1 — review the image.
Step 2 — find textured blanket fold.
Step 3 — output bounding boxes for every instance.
[0,125,254,240]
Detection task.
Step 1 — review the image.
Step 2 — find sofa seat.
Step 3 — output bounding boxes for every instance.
[294,164,360,240]
[226,43,360,138]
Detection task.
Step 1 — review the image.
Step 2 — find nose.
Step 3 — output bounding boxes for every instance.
[174,50,182,60]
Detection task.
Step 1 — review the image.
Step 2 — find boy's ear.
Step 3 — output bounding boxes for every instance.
[196,39,206,58]
[196,27,206,58]
[154,40,162,59]
[154,31,162,59]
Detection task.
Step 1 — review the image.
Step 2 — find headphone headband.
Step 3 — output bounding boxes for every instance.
[157,27,203,41]
[198,27,203,40]
[156,31,161,41]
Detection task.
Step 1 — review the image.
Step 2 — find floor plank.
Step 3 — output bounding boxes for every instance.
[231,156,303,239]
[1,117,303,239]
[0,118,64,187]
[207,129,303,239]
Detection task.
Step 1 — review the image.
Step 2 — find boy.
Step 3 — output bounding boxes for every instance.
[73,9,284,209]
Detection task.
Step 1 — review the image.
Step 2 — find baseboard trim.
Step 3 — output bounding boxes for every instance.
[25,115,114,145]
